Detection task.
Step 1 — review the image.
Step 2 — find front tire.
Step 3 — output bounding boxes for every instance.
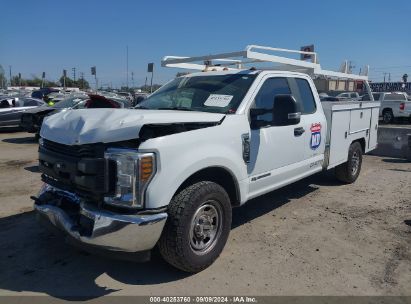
[335,142,363,183]
[158,181,232,273]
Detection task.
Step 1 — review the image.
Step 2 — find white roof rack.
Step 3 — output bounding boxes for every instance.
[162,45,369,81]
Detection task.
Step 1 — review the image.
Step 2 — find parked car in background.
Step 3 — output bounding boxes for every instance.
[31,88,59,100]
[85,94,130,108]
[117,91,133,103]
[318,93,341,102]
[20,94,128,137]
[97,91,132,107]
[20,96,87,135]
[0,97,45,127]
[336,92,361,101]
[44,92,69,105]
[373,92,411,123]
[133,92,149,105]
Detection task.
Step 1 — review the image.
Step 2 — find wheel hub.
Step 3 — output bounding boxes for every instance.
[190,201,222,254]
[194,216,212,238]
[384,112,392,122]
[351,151,360,175]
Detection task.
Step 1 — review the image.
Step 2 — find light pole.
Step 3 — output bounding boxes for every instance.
[147,63,154,93]
[91,66,97,91]
[8,65,11,86]
[126,46,129,89]
[63,69,67,89]
[41,72,45,88]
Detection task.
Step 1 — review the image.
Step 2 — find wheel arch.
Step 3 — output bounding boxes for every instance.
[352,138,366,153]
[175,166,241,207]
[382,107,393,113]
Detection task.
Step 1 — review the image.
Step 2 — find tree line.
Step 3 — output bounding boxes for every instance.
[8,75,90,89]
[0,65,90,89]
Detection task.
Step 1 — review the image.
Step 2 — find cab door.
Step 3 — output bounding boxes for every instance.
[247,75,325,199]
[287,77,326,169]
[247,76,307,198]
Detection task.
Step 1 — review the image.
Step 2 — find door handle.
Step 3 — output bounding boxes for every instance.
[294,127,305,136]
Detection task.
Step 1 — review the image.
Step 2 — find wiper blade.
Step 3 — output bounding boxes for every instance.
[134,105,150,109]
[156,107,196,111]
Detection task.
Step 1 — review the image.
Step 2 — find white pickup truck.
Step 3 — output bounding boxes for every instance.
[373,92,411,123]
[33,46,380,272]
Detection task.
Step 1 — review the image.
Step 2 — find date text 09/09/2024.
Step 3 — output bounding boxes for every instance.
[149,296,257,303]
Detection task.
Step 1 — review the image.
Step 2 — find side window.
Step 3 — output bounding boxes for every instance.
[289,78,316,114]
[252,77,291,122]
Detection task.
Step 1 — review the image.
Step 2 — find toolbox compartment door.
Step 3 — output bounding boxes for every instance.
[323,101,380,169]
[368,107,379,151]
[328,110,351,166]
[349,108,371,134]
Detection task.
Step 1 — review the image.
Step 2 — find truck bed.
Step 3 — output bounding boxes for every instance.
[321,101,380,169]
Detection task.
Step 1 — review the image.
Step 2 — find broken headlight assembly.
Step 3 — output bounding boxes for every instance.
[104,148,156,209]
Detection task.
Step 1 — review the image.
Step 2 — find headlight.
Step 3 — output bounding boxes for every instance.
[104,148,156,208]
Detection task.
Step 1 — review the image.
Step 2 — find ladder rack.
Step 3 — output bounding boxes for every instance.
[161,45,369,81]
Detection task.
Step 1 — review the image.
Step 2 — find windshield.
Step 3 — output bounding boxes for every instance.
[137,73,257,113]
[52,97,87,109]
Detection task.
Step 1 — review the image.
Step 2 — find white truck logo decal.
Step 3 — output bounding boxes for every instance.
[310,123,322,150]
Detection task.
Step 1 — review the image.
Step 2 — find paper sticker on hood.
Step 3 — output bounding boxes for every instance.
[40,108,225,145]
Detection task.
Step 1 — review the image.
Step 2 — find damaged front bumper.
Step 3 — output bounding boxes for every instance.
[34,185,167,254]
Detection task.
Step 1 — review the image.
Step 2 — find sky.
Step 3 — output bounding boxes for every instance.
[1,0,411,88]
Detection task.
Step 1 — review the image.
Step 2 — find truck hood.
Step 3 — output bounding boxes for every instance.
[40,108,225,145]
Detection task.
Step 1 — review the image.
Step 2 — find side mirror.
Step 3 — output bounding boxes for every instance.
[250,108,272,129]
[272,94,301,126]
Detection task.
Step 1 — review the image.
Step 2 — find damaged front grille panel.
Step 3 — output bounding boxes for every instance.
[39,139,139,202]
[42,139,105,158]
[39,147,110,202]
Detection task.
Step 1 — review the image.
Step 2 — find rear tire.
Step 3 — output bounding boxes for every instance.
[158,181,232,273]
[335,142,363,184]
[382,109,394,124]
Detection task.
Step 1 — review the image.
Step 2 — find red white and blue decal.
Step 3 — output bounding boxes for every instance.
[310,123,321,150]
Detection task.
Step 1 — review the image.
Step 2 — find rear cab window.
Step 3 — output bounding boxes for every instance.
[289,78,317,114]
[384,93,406,101]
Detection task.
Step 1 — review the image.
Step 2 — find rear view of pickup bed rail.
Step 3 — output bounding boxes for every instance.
[34,45,380,272]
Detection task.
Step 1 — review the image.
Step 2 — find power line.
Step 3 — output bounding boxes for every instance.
[370,65,411,70]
